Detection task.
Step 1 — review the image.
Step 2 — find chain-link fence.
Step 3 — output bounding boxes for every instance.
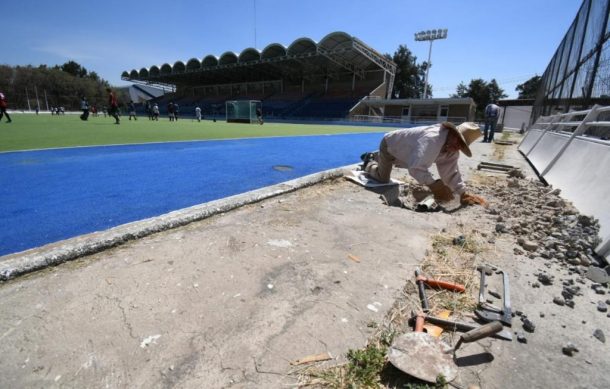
[533,0,610,122]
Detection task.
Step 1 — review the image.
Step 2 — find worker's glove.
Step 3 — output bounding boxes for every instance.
[428,180,454,202]
[460,192,487,206]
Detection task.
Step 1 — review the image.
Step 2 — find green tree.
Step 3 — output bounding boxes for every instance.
[0,63,112,110]
[452,78,507,118]
[515,75,542,99]
[386,45,429,99]
[61,60,88,78]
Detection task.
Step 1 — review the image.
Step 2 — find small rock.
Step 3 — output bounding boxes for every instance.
[453,235,466,246]
[496,223,507,233]
[540,313,545,318]
[595,289,606,295]
[597,302,608,312]
[532,282,541,288]
[489,290,502,299]
[553,297,565,306]
[565,300,575,308]
[538,273,553,285]
[606,299,610,305]
[562,343,578,356]
[517,332,527,343]
[593,329,605,343]
[522,240,539,252]
[585,266,610,284]
[522,318,536,333]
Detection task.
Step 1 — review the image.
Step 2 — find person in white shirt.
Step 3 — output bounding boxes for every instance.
[363,122,486,206]
[483,101,501,143]
[152,103,160,121]
[195,106,202,122]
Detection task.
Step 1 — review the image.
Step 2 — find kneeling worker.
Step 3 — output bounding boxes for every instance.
[363,122,486,206]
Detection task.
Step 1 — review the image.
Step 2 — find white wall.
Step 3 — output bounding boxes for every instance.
[502,106,532,131]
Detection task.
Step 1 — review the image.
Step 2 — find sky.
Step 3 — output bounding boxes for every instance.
[4,0,583,98]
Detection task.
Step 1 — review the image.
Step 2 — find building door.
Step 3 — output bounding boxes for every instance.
[401,106,411,122]
[438,105,449,121]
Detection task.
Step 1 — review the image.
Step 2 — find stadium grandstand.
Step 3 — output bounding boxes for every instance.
[121,31,397,121]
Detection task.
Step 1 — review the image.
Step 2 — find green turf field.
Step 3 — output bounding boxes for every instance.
[0,114,386,152]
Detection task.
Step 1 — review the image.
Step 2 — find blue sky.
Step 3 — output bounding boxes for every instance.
[4,0,582,98]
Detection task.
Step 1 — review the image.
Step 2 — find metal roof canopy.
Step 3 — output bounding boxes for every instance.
[122,32,396,93]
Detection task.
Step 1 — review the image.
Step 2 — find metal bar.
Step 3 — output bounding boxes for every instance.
[479,161,515,168]
[554,121,585,126]
[584,121,610,127]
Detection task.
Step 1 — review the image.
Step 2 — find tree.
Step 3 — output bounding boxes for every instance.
[452,78,507,118]
[515,75,542,99]
[0,63,111,110]
[386,45,429,99]
[88,71,100,82]
[453,82,468,98]
[61,60,88,78]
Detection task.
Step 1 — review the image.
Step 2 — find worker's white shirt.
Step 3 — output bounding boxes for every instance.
[384,124,466,194]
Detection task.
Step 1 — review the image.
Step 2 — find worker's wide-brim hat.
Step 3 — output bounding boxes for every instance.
[442,121,481,157]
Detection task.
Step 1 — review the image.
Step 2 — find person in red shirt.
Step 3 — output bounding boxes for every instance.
[106,88,120,124]
[0,92,12,123]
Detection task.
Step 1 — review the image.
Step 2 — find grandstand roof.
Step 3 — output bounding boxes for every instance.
[122,31,396,88]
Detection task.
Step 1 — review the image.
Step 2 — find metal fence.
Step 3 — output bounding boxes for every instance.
[532,0,610,122]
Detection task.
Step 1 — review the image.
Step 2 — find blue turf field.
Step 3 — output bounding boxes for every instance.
[0,132,384,256]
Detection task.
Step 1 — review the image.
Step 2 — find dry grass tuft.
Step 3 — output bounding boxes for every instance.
[420,231,484,314]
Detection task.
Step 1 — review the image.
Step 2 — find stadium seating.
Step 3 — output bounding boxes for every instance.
[142,83,374,120]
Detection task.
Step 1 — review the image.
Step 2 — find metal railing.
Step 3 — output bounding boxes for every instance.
[351,115,467,125]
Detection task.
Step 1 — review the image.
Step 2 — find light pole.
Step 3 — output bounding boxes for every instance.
[414,28,448,99]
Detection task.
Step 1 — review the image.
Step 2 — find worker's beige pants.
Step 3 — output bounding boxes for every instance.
[365,138,395,183]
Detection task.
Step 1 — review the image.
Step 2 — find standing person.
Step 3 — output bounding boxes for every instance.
[174,103,180,121]
[106,88,120,124]
[167,102,175,121]
[483,100,500,143]
[256,106,263,125]
[145,101,153,120]
[195,106,202,122]
[128,101,137,121]
[80,97,90,121]
[152,103,160,120]
[362,122,486,206]
[0,91,12,123]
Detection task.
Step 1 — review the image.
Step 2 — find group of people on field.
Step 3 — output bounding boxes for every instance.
[76,89,121,124]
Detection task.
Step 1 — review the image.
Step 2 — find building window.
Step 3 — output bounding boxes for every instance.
[401,106,410,116]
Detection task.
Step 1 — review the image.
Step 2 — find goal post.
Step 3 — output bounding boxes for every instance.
[226,100,262,123]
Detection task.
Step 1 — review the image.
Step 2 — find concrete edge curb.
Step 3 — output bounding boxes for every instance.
[0,166,355,281]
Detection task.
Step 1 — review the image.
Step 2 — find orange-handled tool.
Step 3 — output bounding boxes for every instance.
[415,274,465,293]
[414,312,425,332]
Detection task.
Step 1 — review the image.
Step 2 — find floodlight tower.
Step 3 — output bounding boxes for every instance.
[414,28,448,99]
